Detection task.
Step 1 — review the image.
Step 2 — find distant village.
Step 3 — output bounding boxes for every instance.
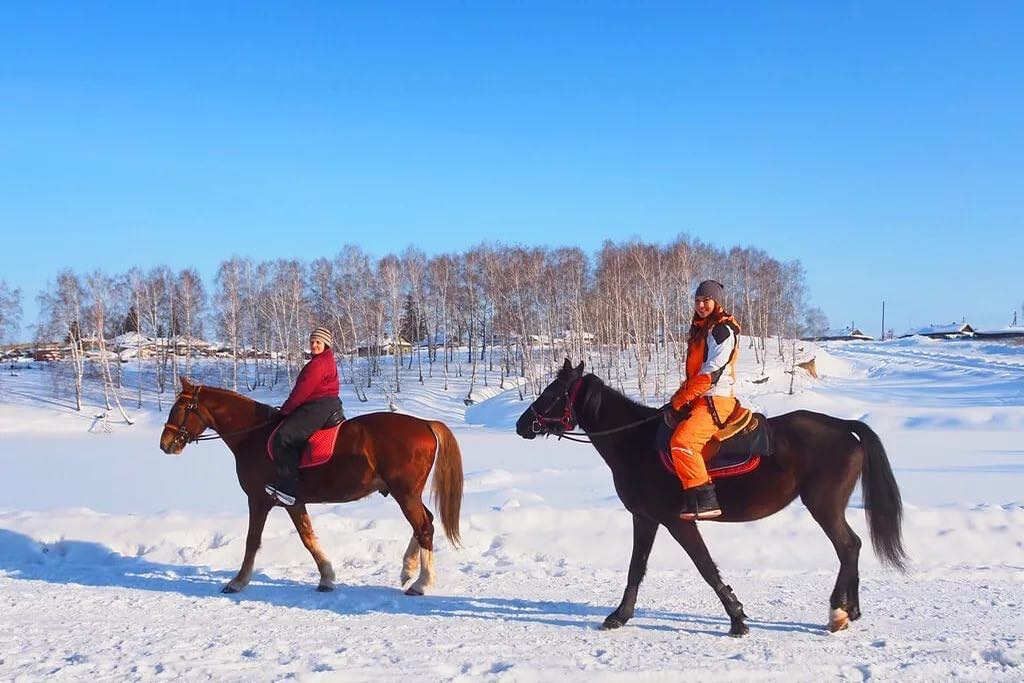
[3,322,1022,363]
[800,322,1024,343]
[1,330,597,363]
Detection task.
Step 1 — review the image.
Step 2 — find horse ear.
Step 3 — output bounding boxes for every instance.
[180,376,193,390]
[575,361,585,374]
[562,358,573,372]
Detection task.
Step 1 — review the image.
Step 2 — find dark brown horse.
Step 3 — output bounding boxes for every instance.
[159,378,463,596]
[516,360,906,635]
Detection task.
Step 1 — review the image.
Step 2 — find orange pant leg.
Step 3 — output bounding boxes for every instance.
[669,397,738,489]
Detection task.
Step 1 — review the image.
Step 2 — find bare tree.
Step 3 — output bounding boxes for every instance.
[85,270,133,424]
[0,280,22,343]
[803,306,829,338]
[175,268,206,379]
[401,247,428,383]
[214,258,245,391]
[378,254,404,398]
[37,270,87,410]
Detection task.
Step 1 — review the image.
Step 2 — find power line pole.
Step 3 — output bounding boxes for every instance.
[881,300,886,341]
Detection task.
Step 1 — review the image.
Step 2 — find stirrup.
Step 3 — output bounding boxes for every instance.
[264,484,296,506]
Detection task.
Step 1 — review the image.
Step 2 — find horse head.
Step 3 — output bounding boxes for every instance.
[159,377,215,454]
[515,358,586,439]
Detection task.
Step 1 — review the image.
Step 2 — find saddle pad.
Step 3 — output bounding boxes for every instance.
[712,406,753,441]
[266,422,343,469]
[656,412,769,481]
[659,448,763,480]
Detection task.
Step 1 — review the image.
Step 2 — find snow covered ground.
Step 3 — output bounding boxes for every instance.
[1,339,1022,681]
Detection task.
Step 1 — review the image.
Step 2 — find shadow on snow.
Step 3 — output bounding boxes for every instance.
[0,528,823,637]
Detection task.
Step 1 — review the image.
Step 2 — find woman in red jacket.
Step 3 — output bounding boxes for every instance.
[265,326,343,506]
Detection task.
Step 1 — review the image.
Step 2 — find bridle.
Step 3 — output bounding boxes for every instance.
[529,373,666,443]
[163,385,278,450]
[163,386,214,450]
[529,376,585,435]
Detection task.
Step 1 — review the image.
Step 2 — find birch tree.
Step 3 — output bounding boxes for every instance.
[0,280,22,344]
[37,270,87,410]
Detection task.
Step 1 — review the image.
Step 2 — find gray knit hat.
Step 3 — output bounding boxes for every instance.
[695,280,725,302]
[310,326,333,348]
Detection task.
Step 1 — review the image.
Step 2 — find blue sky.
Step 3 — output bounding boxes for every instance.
[1,2,1021,338]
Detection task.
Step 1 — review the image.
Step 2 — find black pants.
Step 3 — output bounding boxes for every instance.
[273,396,343,488]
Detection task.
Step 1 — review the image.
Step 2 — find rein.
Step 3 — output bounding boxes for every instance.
[163,385,278,448]
[530,375,665,444]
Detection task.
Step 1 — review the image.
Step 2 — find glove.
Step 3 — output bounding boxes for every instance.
[670,374,712,411]
[660,402,685,428]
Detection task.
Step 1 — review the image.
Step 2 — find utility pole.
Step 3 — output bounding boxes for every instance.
[881,300,886,341]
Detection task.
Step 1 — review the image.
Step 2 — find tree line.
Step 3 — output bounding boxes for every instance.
[26,236,824,410]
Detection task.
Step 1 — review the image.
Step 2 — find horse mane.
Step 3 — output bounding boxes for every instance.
[194,383,277,418]
[583,373,659,418]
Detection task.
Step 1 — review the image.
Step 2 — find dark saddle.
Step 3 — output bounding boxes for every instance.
[657,408,772,480]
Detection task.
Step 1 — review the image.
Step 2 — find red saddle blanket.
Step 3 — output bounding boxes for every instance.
[266,422,343,469]
[655,413,770,480]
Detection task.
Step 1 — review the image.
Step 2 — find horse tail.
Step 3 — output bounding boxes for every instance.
[848,420,907,572]
[427,420,464,548]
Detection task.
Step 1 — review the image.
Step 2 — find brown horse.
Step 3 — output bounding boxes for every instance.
[159,377,463,596]
[516,360,907,635]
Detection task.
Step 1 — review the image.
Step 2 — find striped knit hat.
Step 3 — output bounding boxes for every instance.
[310,326,333,348]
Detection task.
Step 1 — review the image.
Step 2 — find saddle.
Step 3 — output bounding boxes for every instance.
[266,410,345,469]
[657,405,772,480]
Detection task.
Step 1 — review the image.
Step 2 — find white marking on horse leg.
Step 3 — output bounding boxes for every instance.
[401,535,420,586]
[317,560,336,591]
[829,607,850,632]
[408,547,435,595]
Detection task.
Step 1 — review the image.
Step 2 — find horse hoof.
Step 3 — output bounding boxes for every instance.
[221,585,239,594]
[829,608,850,632]
[316,584,334,593]
[601,617,625,630]
[405,585,425,596]
[729,623,749,637]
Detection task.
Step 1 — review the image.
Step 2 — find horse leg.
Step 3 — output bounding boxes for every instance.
[400,535,420,587]
[665,519,749,637]
[602,513,659,630]
[802,490,862,632]
[223,495,273,593]
[395,493,435,596]
[285,504,336,592]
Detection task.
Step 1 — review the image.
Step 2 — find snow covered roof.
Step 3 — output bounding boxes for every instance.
[905,322,975,337]
[802,326,873,341]
[974,326,1024,339]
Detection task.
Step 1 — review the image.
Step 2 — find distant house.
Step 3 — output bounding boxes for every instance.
[32,344,65,361]
[348,337,413,357]
[974,326,1024,341]
[901,322,975,339]
[561,330,596,345]
[801,326,874,342]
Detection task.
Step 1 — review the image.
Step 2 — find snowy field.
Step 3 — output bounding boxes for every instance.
[1,338,1022,681]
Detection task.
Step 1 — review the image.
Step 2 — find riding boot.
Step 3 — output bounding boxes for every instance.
[266,448,300,506]
[680,483,721,520]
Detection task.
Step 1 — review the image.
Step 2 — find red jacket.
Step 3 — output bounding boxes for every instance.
[281,347,340,415]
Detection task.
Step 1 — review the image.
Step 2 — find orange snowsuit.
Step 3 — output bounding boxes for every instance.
[669,310,740,489]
